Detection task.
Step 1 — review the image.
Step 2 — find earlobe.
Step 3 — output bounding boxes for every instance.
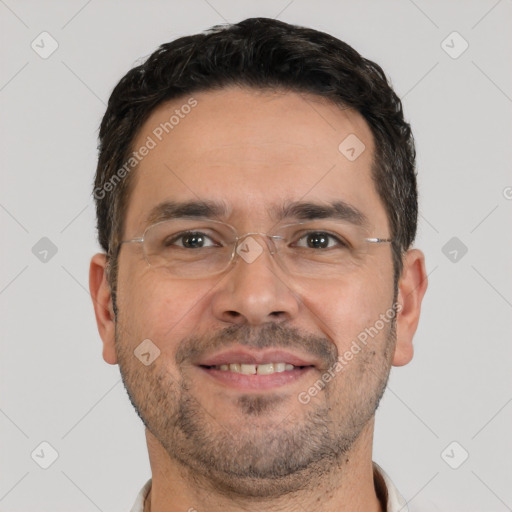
[89,253,118,365]
[392,249,428,367]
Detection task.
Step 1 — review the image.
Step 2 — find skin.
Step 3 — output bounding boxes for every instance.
[90,86,427,512]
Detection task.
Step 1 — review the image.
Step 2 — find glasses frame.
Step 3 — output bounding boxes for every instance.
[114,217,393,278]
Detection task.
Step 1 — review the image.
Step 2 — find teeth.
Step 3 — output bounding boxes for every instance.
[257,363,274,375]
[240,364,257,375]
[215,362,300,374]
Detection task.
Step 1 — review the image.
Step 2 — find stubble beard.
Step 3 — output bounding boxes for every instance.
[115,319,395,498]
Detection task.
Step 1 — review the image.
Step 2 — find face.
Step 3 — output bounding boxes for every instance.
[94,87,415,496]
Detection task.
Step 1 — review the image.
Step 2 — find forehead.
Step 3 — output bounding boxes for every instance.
[124,86,386,234]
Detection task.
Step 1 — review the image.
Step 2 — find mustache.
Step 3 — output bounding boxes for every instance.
[175,322,339,370]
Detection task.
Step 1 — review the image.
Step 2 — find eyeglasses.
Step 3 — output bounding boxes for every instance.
[115,217,392,279]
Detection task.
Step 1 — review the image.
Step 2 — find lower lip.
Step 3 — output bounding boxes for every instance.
[197,366,314,390]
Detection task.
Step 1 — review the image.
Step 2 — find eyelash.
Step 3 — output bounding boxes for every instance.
[294,232,350,249]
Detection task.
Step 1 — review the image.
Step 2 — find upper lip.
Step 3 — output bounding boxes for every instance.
[196,348,319,368]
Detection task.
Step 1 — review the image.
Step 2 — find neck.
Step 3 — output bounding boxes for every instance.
[143,420,384,512]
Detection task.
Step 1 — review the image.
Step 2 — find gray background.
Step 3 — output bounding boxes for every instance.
[1,0,511,510]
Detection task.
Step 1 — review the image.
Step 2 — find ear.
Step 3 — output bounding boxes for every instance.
[89,253,117,365]
[393,249,428,366]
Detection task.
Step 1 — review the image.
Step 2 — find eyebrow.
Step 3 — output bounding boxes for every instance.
[143,199,368,229]
[144,199,231,227]
[271,200,368,226]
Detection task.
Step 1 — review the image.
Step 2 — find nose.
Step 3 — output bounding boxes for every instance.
[209,233,300,326]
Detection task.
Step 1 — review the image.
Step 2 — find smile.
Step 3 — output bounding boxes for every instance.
[202,362,310,375]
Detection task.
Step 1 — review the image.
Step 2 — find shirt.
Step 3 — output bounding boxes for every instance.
[130,461,409,512]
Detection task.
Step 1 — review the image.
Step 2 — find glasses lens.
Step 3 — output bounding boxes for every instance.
[143,219,236,277]
[274,222,373,278]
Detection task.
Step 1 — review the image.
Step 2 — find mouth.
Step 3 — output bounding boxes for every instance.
[195,349,317,391]
[201,362,312,375]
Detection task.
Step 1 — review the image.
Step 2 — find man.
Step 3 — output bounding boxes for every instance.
[89,17,427,512]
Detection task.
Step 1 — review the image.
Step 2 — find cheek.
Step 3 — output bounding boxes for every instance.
[117,265,209,348]
[296,271,394,350]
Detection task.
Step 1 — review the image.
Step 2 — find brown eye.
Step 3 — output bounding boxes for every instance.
[165,231,217,249]
[295,231,349,249]
[306,232,329,249]
[181,232,206,249]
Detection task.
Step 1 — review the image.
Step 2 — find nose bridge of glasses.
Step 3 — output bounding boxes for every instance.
[234,231,281,258]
